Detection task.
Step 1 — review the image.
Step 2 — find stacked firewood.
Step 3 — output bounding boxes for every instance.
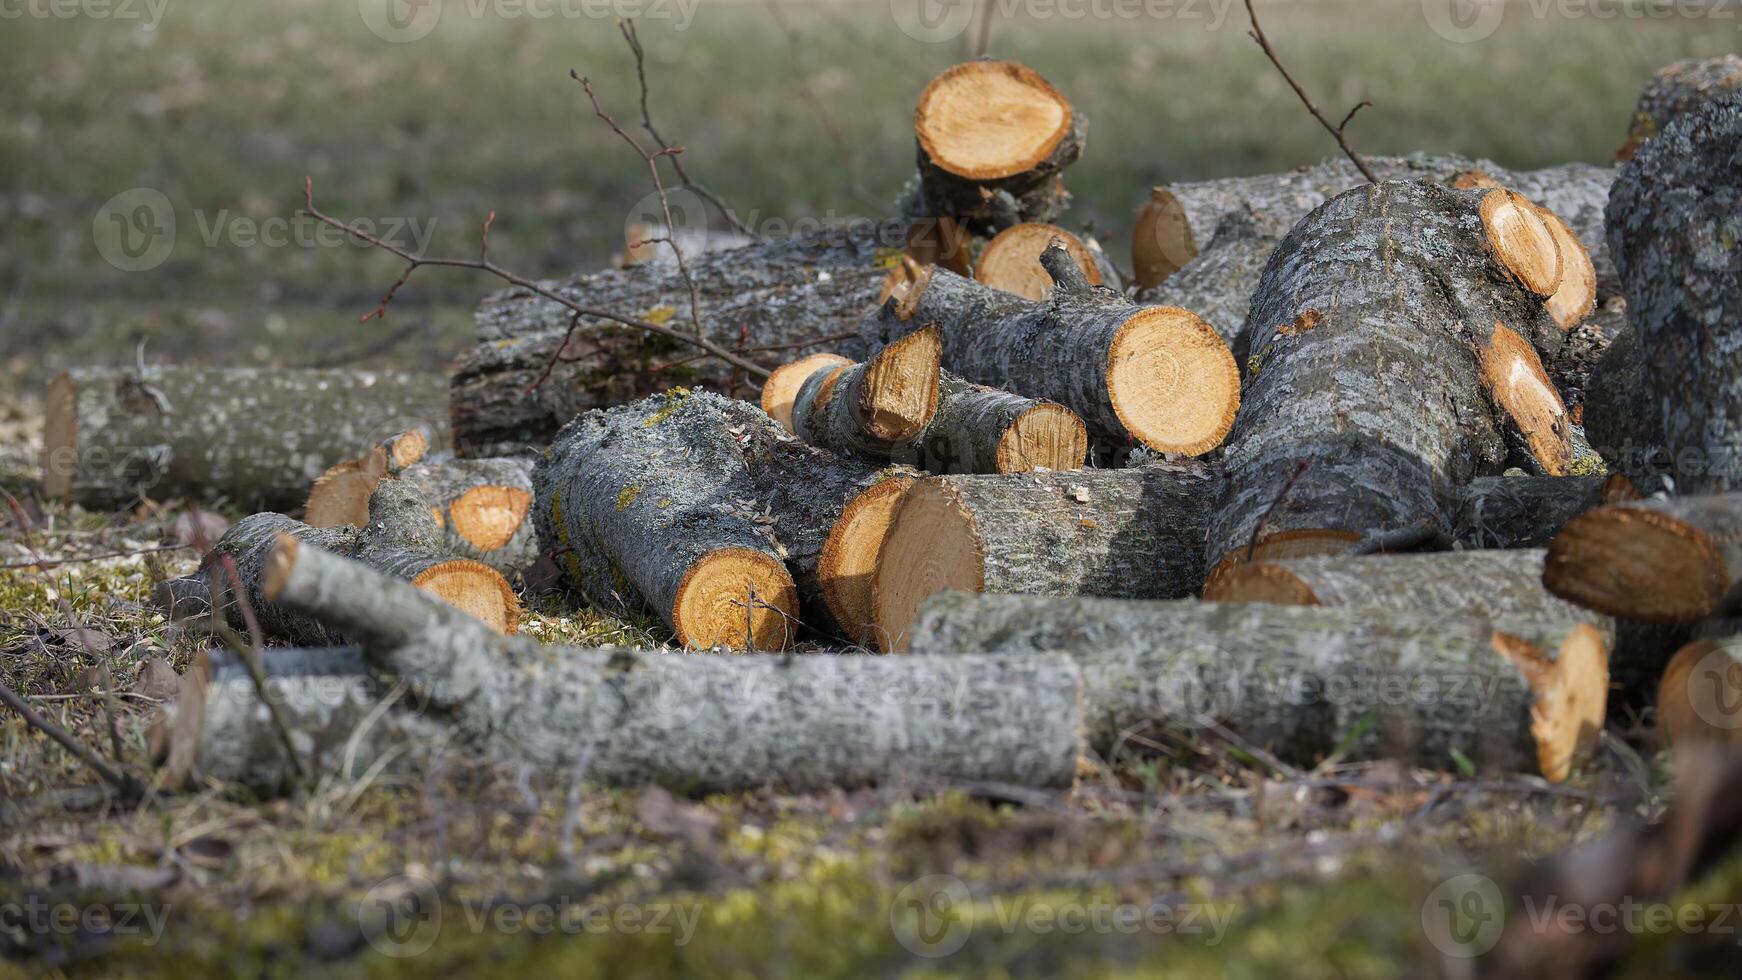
[39,57,1742,793]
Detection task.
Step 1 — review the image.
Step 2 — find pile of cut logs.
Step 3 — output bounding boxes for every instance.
[38,56,1742,794]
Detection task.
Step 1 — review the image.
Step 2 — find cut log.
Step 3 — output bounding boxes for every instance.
[1606,95,1742,496]
[783,329,1088,475]
[40,368,448,510]
[154,536,1087,794]
[1619,55,1742,160]
[1657,636,1742,748]
[908,592,1608,782]
[761,353,852,433]
[859,245,1240,455]
[1544,493,1742,624]
[911,60,1083,235]
[395,455,538,576]
[1446,169,1598,332]
[451,224,897,457]
[1453,472,1638,550]
[873,461,1218,651]
[1202,549,1611,651]
[303,428,431,529]
[1135,206,1282,358]
[1207,180,1581,580]
[973,223,1102,300]
[817,474,917,646]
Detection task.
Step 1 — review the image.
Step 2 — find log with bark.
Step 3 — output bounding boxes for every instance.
[1578,314,1671,492]
[777,326,1087,475]
[1618,54,1742,160]
[859,244,1240,456]
[40,367,449,510]
[1452,472,1638,550]
[1657,635,1742,749]
[1134,206,1282,359]
[1544,493,1742,624]
[972,223,1109,300]
[1605,94,1742,496]
[303,428,431,528]
[395,455,538,576]
[873,460,1219,651]
[154,536,1086,793]
[450,224,899,457]
[907,592,1608,782]
[1206,180,1594,582]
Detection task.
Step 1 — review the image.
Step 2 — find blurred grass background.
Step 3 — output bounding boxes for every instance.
[0,0,1732,372]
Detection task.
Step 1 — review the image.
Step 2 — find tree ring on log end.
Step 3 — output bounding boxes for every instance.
[762,354,851,433]
[1201,530,1362,595]
[1478,323,1575,474]
[1107,306,1239,456]
[860,325,943,443]
[994,404,1088,473]
[40,370,78,499]
[874,480,986,653]
[672,547,799,650]
[1543,508,1730,622]
[1525,623,1609,783]
[449,485,533,552]
[1537,206,1597,331]
[915,61,1072,181]
[817,476,917,645]
[409,559,522,635]
[1479,189,1563,298]
[1130,187,1197,290]
[975,223,1102,300]
[1200,562,1322,606]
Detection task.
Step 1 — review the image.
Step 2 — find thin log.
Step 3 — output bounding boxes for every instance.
[396,455,538,576]
[1545,492,1742,623]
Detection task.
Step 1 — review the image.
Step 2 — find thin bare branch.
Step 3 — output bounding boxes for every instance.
[1244,459,1310,563]
[0,680,146,805]
[0,543,194,571]
[1244,0,1378,183]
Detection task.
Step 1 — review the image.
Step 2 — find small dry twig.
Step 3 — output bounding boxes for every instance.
[1244,0,1377,183]
[0,680,146,806]
[0,542,194,571]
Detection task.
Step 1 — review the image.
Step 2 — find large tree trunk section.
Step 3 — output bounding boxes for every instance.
[40,368,449,510]
[1202,549,1611,650]
[1606,96,1742,496]
[171,537,1087,794]
[973,223,1104,300]
[874,462,1218,652]
[859,246,1239,455]
[394,456,538,576]
[450,225,896,458]
[1135,207,1282,360]
[1656,635,1742,749]
[1544,493,1742,624]
[1619,55,1742,160]
[907,592,1608,782]
[303,428,431,529]
[1206,181,1579,580]
[911,60,1083,235]
[1453,472,1638,550]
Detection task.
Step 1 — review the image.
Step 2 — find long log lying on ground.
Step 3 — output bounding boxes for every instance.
[153,507,521,643]
[874,461,1218,651]
[451,224,899,457]
[1206,180,1590,580]
[1453,472,1638,550]
[859,244,1240,455]
[780,327,1087,474]
[1618,54,1742,159]
[1544,493,1742,623]
[153,536,1085,794]
[1657,635,1742,749]
[908,592,1608,782]
[41,368,449,510]
[1606,95,1742,495]
[303,428,431,528]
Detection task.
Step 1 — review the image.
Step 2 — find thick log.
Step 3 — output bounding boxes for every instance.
[1606,95,1742,495]
[40,368,448,510]
[156,536,1087,794]
[1657,635,1742,749]
[859,245,1240,455]
[908,592,1608,782]
[450,224,897,457]
[303,428,431,529]
[973,223,1105,300]
[1206,180,1586,580]
[395,455,538,576]
[1545,493,1742,624]
[1619,55,1742,160]
[910,60,1084,235]
[1578,315,1670,493]
[874,461,1218,651]
[1453,472,1638,550]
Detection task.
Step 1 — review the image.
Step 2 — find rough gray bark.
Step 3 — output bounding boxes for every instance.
[907,592,1608,782]
[1578,315,1670,493]
[1135,206,1281,360]
[1207,180,1585,579]
[1606,95,1742,495]
[450,225,896,457]
[396,455,538,576]
[1545,299,1623,421]
[859,245,1238,455]
[40,368,449,510]
[1453,473,1636,550]
[1545,492,1742,624]
[168,538,1088,794]
[1619,55,1742,160]
[874,461,1219,651]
